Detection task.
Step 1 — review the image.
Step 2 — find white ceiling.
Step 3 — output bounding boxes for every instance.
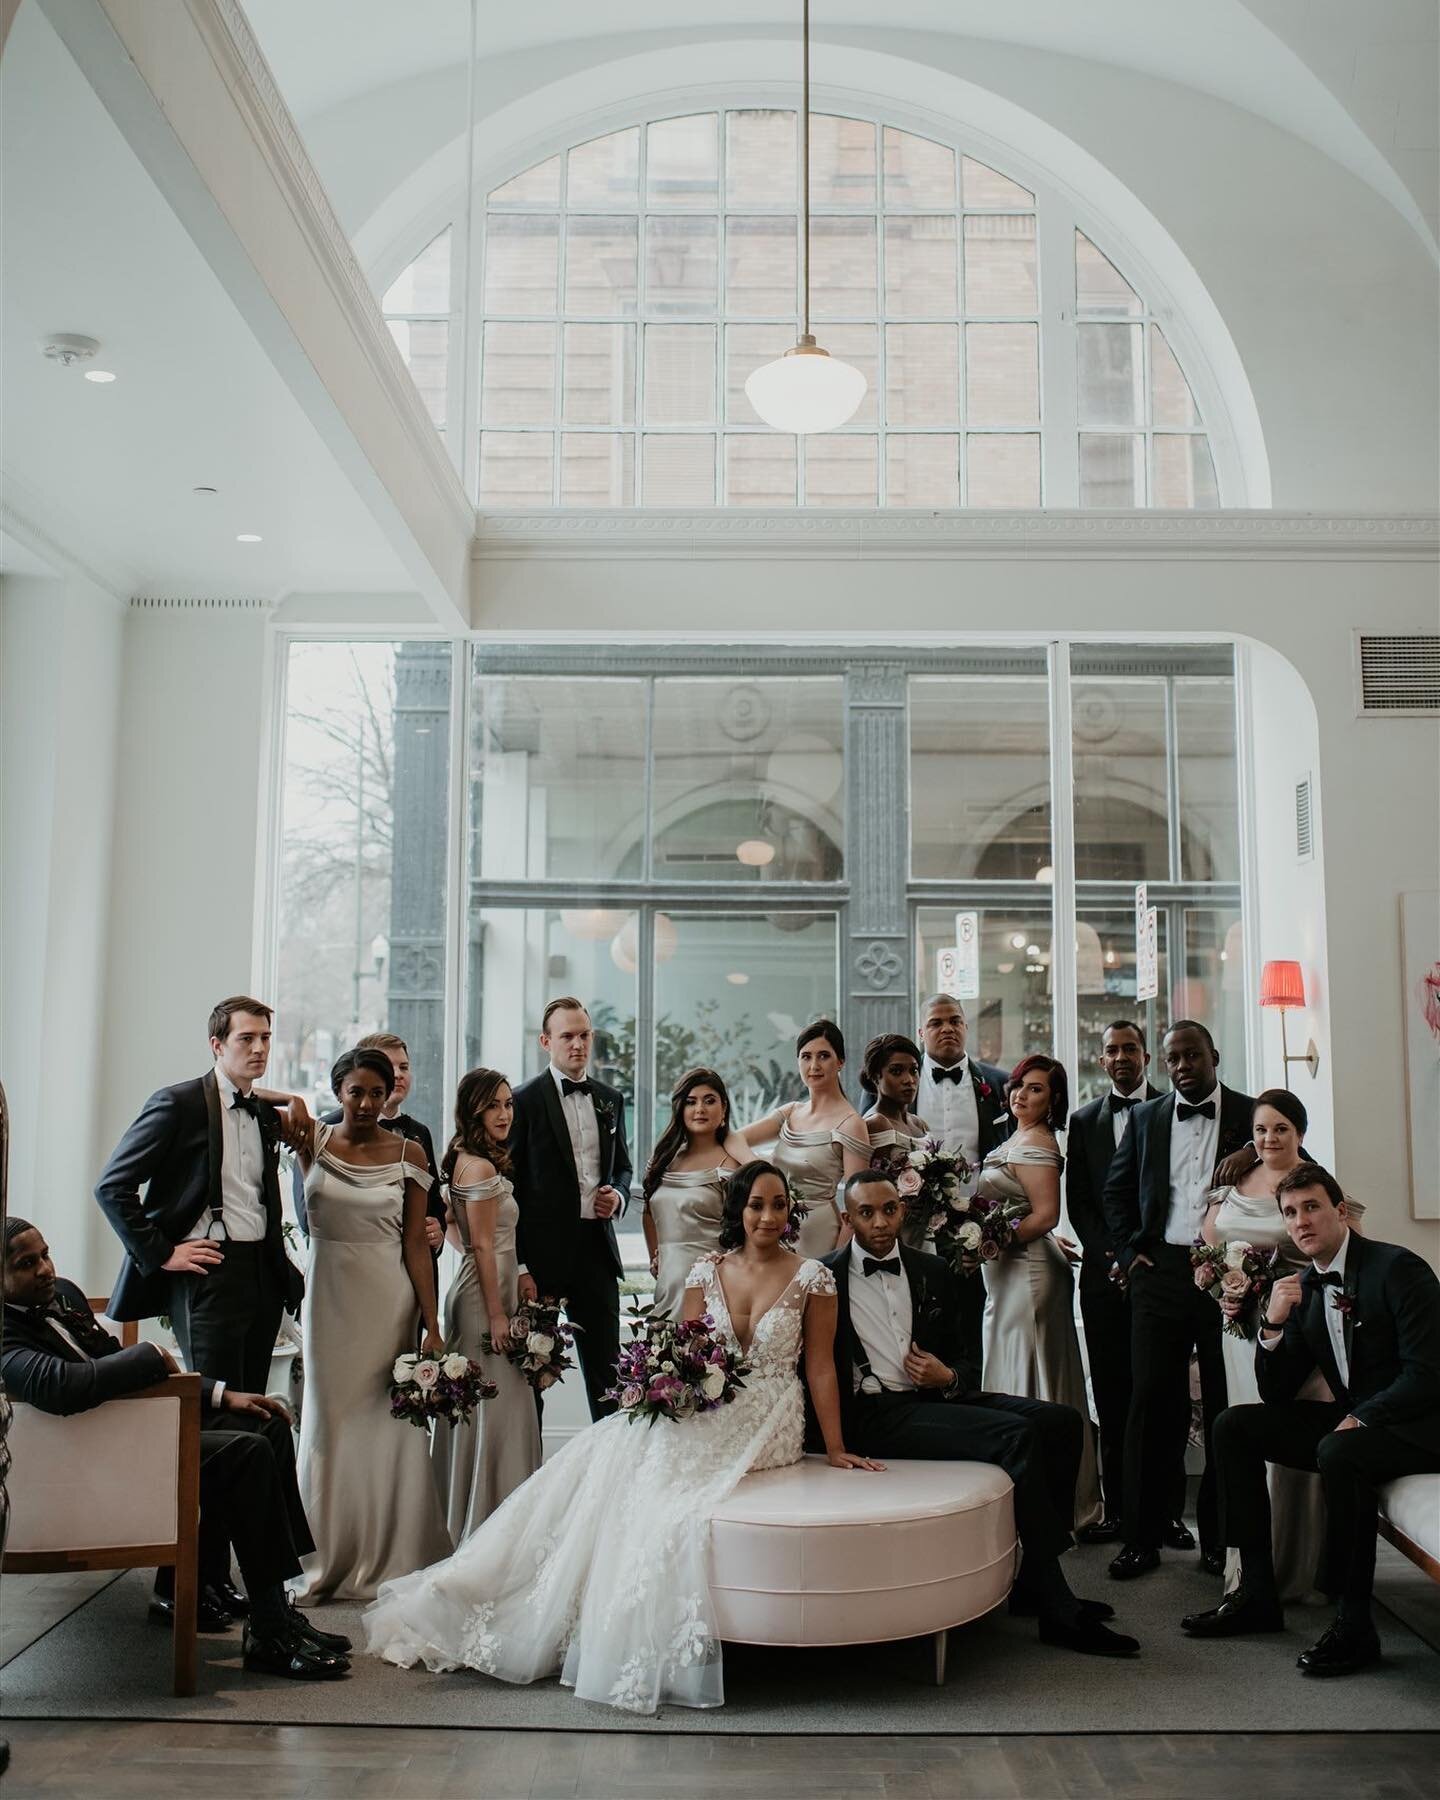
[0,5,410,599]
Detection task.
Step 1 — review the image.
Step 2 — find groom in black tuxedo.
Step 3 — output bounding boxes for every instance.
[1102,1019,1253,1579]
[510,997,632,1420]
[812,1171,1139,1658]
[1183,1166,1440,1675]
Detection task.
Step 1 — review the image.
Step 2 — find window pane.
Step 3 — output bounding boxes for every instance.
[726,323,797,425]
[562,323,635,426]
[883,128,955,209]
[885,323,959,426]
[887,434,959,507]
[962,157,1033,208]
[470,675,647,880]
[1180,906,1246,1081]
[1074,905,1172,1104]
[1150,326,1199,427]
[567,129,640,208]
[966,434,1039,507]
[811,216,877,317]
[1075,231,1140,315]
[1176,677,1240,881]
[480,321,555,426]
[963,216,1037,313]
[1152,435,1219,509]
[560,433,635,506]
[966,322,1039,425]
[382,229,451,314]
[725,433,797,506]
[652,913,837,1139]
[726,216,797,317]
[1078,323,1143,427]
[276,642,453,1148]
[726,109,797,207]
[1079,434,1144,506]
[884,216,958,316]
[484,215,559,315]
[478,432,553,505]
[489,156,561,206]
[803,434,878,506]
[650,678,844,881]
[641,434,715,504]
[647,114,718,208]
[643,325,716,425]
[645,216,719,315]
[809,114,876,206]
[910,670,1052,878]
[914,905,1051,1072]
[564,216,638,316]
[1071,675,1170,882]
[387,319,448,429]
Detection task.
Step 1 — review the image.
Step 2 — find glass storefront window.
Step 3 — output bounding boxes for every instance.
[1176,678,1241,881]
[1074,905,1172,1104]
[913,905,1053,1075]
[1072,675,1169,883]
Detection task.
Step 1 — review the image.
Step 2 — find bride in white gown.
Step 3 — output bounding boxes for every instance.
[363,1160,881,1715]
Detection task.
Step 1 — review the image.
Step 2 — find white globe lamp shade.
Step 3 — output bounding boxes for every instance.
[744,338,866,435]
[560,907,627,942]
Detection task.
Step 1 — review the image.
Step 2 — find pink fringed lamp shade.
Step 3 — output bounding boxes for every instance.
[1260,960,1305,1010]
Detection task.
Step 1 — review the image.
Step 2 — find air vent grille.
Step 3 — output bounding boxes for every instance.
[1295,775,1313,862]
[1356,634,1440,714]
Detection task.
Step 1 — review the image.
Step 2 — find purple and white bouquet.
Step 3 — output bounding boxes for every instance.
[886,1137,1015,1276]
[1190,1237,1279,1338]
[390,1351,497,1428]
[605,1309,749,1426]
[483,1296,579,1392]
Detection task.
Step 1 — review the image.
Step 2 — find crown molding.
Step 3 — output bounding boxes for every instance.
[473,510,1440,562]
[0,475,136,600]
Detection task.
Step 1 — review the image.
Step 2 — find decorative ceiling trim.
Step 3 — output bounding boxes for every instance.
[0,477,135,600]
[472,510,1440,562]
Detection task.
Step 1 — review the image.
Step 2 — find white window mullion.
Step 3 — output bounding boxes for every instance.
[1036,189,1078,507]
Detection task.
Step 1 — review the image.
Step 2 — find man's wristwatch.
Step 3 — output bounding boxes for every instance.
[1258,1316,1284,1336]
[941,1366,963,1400]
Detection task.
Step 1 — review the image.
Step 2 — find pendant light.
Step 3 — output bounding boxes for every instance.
[744,0,867,434]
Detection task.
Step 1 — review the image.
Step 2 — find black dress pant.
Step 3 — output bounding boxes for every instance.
[1079,1250,1131,1520]
[534,1222,620,1422]
[1122,1244,1226,1551]
[847,1388,1082,1565]
[1215,1401,1440,1621]
[201,1411,316,1594]
[170,1241,283,1394]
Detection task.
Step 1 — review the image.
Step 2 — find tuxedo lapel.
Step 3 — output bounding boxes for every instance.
[539,1073,581,1189]
[1300,1280,1345,1401]
[1341,1231,1364,1376]
[1086,1102,1113,1191]
[202,1070,223,1216]
[1215,1086,1254,1170]
[1144,1096,1174,1233]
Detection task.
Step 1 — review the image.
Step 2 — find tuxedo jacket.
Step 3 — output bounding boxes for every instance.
[95,1071,303,1322]
[2,1278,222,1416]
[818,1243,980,1444]
[1101,1084,1254,1271]
[510,1071,632,1282]
[1256,1234,1440,1453]
[1064,1083,1161,1257]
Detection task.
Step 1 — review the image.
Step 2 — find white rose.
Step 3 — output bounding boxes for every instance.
[957,1221,983,1251]
[442,1353,469,1380]
[701,1368,726,1400]
[392,1355,418,1384]
[661,1360,676,1373]
[413,1359,440,1390]
[908,1150,928,1169]
[1223,1241,1251,1269]
[526,1332,555,1358]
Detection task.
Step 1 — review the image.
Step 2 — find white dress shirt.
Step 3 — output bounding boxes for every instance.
[846,1240,914,1392]
[1163,1085,1222,1246]
[185,1066,266,1242]
[917,1057,981,1192]
[550,1063,602,1220]
[1109,1082,1148,1149]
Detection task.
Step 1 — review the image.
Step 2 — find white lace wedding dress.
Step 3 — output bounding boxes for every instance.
[364,1254,836,1714]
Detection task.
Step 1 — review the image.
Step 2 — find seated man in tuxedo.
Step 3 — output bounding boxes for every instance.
[1,1218,350,1681]
[1182,1167,1440,1676]
[811,1170,1139,1659]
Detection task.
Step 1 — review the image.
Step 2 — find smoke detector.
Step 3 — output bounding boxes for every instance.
[42,334,101,367]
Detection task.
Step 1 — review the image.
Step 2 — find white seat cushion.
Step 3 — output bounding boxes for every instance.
[1380,1473,1440,1563]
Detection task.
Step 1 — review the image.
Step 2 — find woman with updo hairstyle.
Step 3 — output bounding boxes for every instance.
[290,1047,452,1602]
[860,1033,931,1250]
[640,1067,745,1317]
[736,1021,869,1259]
[432,1067,542,1543]
[1200,1088,1364,1601]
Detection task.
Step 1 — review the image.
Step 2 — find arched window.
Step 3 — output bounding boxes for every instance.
[380,110,1224,508]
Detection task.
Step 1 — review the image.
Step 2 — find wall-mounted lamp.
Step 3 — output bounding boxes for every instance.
[1259,959,1319,1084]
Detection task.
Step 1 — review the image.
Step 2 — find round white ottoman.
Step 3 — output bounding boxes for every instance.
[708,1456,1016,1681]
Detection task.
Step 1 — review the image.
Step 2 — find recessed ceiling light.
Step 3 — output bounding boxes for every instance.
[236,533,262,543]
[83,369,117,384]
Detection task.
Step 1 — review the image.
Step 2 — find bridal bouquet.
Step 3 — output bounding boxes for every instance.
[892,1138,1012,1275]
[1190,1237,1279,1338]
[484,1296,578,1392]
[605,1309,749,1426]
[390,1351,497,1428]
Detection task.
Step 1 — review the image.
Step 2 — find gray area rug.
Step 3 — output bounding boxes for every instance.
[4,1545,1437,1734]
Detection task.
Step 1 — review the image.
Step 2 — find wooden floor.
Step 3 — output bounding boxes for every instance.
[2,1722,1437,1799]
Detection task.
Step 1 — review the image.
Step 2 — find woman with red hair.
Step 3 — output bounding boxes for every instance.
[977,1053,1102,1530]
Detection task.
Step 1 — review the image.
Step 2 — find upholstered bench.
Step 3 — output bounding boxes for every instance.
[708,1456,1016,1682]
[1379,1474,1440,1584]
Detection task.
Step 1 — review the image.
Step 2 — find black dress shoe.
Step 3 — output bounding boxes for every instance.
[1296,1620,1382,1678]
[1198,1548,1226,1578]
[1181,1589,1284,1637]
[242,1623,351,1680]
[1163,1518,1196,1551]
[286,1600,353,1654]
[149,1588,234,1633]
[1010,1592,1115,1622]
[1039,1614,1140,1657]
[1076,1515,1123,1544]
[213,1579,250,1617]
[1108,1545,1161,1581]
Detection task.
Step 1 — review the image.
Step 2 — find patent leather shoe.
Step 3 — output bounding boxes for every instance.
[1163,1518,1196,1551]
[149,1587,234,1633]
[1108,1545,1160,1581]
[1076,1516,1123,1545]
[1296,1620,1381,1678]
[287,1600,353,1654]
[1038,1614,1140,1657]
[1181,1589,1284,1637]
[213,1579,250,1617]
[241,1622,351,1680]
[1199,1547,1226,1577]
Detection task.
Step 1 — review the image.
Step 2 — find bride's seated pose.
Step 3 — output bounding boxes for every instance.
[363,1161,881,1715]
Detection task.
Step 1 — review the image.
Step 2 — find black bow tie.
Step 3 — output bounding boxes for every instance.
[1110,1094,1140,1113]
[230,1092,260,1117]
[862,1256,901,1278]
[1175,1100,1216,1122]
[931,1064,968,1085]
[561,1078,592,1098]
[1305,1268,1343,1289]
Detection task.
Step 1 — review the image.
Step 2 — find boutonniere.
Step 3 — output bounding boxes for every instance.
[976,1079,993,1101]
[593,1096,616,1133]
[1331,1293,1359,1324]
